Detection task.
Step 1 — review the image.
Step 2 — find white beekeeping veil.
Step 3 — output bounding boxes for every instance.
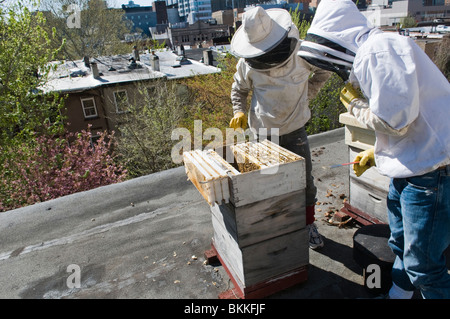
[298,0,381,80]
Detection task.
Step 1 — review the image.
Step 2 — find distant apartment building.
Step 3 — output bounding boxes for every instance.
[166,0,214,23]
[42,48,221,135]
[169,19,231,47]
[122,0,180,36]
[211,9,235,25]
[310,0,366,10]
[361,0,450,27]
[179,0,213,24]
[122,2,156,36]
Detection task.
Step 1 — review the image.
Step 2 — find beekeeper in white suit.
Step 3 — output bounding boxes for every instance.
[299,0,450,299]
[229,7,331,249]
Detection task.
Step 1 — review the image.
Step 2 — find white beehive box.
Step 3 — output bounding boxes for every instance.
[183,140,308,295]
[339,112,390,223]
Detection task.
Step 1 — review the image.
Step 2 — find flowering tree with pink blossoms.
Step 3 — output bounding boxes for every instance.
[0,127,127,212]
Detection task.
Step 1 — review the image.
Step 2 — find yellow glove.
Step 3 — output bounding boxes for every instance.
[229,112,247,131]
[353,147,376,177]
[340,82,360,110]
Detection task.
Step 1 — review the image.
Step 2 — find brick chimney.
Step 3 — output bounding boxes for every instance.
[203,50,213,66]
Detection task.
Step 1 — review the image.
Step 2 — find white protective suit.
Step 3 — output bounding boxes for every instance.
[308,0,450,178]
[231,26,330,136]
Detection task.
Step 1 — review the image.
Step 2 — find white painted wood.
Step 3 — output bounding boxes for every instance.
[339,112,376,150]
[229,160,305,207]
[241,228,309,286]
[211,212,245,289]
[349,179,388,223]
[205,150,240,176]
[212,218,309,289]
[260,139,303,162]
[184,141,309,290]
[191,150,222,203]
[183,152,216,204]
[184,141,306,207]
[348,146,390,223]
[210,190,305,248]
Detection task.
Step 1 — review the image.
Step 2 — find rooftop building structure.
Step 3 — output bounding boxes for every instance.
[360,0,450,27]
[42,48,221,135]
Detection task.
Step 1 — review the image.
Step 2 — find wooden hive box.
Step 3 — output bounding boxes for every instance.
[339,113,390,224]
[183,139,308,298]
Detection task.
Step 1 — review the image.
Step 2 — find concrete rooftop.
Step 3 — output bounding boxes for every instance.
[0,128,385,300]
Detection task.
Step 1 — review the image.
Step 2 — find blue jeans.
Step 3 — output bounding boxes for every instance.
[387,165,450,299]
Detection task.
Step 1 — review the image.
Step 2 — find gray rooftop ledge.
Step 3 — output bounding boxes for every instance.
[0,128,373,299]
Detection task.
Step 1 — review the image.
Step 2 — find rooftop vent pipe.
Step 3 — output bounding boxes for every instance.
[151,51,160,72]
[91,62,100,78]
[203,50,213,66]
[133,45,140,61]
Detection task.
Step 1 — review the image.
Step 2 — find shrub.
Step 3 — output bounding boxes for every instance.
[112,80,193,178]
[0,127,127,212]
[306,74,346,135]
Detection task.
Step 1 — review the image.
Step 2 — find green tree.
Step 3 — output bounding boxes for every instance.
[306,74,346,135]
[400,15,417,29]
[290,4,311,40]
[0,0,65,147]
[112,80,196,177]
[40,0,132,60]
[182,53,237,141]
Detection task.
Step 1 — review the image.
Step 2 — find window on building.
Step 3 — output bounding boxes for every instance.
[90,133,101,148]
[114,90,129,113]
[81,97,98,119]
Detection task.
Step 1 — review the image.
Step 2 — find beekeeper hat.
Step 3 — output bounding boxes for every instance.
[231,7,292,58]
[297,0,381,81]
[297,33,355,81]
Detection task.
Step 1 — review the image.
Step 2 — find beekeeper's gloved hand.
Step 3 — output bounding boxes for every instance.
[340,82,360,110]
[353,147,376,177]
[229,112,247,131]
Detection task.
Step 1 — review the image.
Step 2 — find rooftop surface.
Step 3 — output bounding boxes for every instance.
[0,127,385,301]
[42,49,221,93]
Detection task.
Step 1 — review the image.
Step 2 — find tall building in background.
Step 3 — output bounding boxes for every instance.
[176,0,213,23]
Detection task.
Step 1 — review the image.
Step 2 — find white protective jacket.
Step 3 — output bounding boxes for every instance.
[309,0,450,178]
[231,26,330,136]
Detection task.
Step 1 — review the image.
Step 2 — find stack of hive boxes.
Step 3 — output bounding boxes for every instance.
[183,140,308,298]
[339,112,390,223]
